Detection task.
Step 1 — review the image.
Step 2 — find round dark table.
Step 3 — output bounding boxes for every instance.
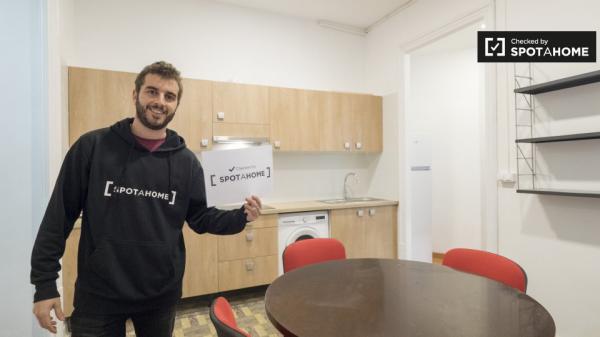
[265,259,555,337]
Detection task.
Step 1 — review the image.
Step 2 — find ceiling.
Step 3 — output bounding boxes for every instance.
[212,0,415,32]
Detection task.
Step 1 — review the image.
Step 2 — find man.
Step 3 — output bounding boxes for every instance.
[31,61,262,336]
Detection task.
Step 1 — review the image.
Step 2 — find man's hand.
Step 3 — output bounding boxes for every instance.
[33,297,64,334]
[244,195,262,222]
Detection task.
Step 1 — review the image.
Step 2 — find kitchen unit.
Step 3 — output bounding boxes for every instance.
[68,67,382,153]
[61,200,398,316]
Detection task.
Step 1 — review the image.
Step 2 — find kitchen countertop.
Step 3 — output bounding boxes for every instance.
[74,199,398,227]
[260,199,398,215]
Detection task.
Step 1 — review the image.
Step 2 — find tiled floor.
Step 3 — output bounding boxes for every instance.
[66,286,281,337]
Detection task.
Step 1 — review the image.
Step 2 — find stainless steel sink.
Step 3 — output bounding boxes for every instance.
[346,197,382,202]
[319,197,382,204]
[318,199,348,204]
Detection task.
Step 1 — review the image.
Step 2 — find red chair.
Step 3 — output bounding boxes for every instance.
[442,248,528,292]
[283,238,346,273]
[209,297,251,337]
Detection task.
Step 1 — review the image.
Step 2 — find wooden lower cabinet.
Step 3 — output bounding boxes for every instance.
[217,214,279,291]
[181,226,218,298]
[330,206,397,259]
[62,226,80,316]
[217,255,278,292]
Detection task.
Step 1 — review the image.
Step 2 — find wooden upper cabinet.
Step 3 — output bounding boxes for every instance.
[168,78,212,152]
[68,68,212,152]
[69,67,136,145]
[319,92,353,152]
[212,82,269,124]
[270,87,321,151]
[352,94,383,152]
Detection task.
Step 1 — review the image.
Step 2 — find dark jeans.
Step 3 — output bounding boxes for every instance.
[70,306,176,337]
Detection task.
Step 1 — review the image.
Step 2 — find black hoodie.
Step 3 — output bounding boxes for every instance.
[31,118,247,314]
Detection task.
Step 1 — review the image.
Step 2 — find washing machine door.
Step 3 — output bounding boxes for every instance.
[285,226,322,247]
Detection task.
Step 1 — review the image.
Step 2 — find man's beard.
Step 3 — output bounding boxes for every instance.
[135,99,176,131]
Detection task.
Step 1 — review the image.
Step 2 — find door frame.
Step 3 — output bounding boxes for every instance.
[397,4,498,259]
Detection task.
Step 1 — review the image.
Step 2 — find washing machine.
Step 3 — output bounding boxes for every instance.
[278,211,329,275]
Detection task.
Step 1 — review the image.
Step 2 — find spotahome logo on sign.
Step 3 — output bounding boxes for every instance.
[103,181,177,205]
[210,166,271,186]
[478,31,596,62]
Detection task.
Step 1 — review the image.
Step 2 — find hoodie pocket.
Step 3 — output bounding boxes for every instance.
[87,239,175,301]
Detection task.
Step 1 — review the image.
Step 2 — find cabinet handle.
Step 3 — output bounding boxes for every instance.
[357,209,364,217]
[245,260,255,271]
[217,111,225,120]
[245,231,254,242]
[200,139,209,147]
[274,140,281,149]
[344,142,351,150]
[355,142,363,150]
[369,208,376,216]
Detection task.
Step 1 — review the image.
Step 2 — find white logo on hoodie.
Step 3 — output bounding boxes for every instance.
[104,181,176,205]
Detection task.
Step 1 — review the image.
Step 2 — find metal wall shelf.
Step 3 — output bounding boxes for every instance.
[515,131,600,143]
[514,70,600,95]
[517,188,600,198]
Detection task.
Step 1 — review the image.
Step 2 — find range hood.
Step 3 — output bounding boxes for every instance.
[212,136,270,150]
[213,136,269,144]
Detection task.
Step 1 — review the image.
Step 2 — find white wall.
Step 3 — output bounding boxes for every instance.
[366,0,600,335]
[70,0,366,93]
[59,0,386,204]
[1,0,47,336]
[409,42,482,254]
[495,1,600,336]
[365,0,489,259]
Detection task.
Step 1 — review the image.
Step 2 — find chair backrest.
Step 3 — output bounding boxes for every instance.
[442,248,528,292]
[283,238,346,273]
[209,297,251,337]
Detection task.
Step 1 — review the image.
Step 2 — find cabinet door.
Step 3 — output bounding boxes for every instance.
[169,78,212,152]
[182,226,219,297]
[218,255,278,291]
[352,94,383,152]
[213,82,269,124]
[69,67,136,145]
[364,206,397,258]
[270,88,321,151]
[319,92,353,151]
[330,208,367,258]
[217,227,278,261]
[62,224,80,317]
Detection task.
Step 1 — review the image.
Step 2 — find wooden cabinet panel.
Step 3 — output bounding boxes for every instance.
[270,88,321,151]
[62,224,80,317]
[68,67,136,145]
[319,92,353,151]
[330,208,367,258]
[218,255,278,292]
[68,68,213,152]
[213,82,269,124]
[364,206,397,258]
[182,226,219,297]
[330,206,397,259]
[247,214,278,229]
[218,227,278,261]
[169,78,213,152]
[352,94,383,152]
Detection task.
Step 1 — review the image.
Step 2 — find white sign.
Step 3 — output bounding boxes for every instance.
[200,145,273,207]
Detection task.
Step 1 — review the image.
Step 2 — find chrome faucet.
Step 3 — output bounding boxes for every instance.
[343,172,358,200]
